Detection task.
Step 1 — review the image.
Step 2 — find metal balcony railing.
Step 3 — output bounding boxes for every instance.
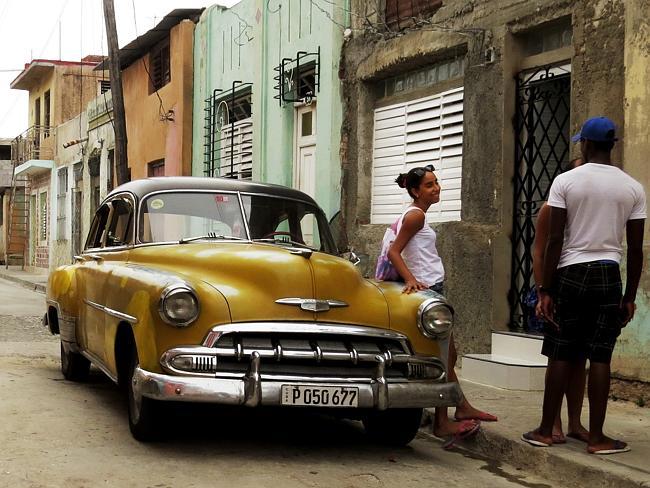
[11,125,54,165]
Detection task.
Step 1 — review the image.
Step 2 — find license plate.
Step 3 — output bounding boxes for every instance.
[281,385,359,407]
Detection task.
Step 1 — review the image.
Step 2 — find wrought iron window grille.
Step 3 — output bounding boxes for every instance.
[273,47,320,106]
[204,81,254,180]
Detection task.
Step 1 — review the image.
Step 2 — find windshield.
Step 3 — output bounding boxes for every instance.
[139,192,247,243]
[138,191,337,254]
[241,194,336,254]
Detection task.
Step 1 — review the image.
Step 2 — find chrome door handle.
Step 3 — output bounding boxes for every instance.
[87,253,103,262]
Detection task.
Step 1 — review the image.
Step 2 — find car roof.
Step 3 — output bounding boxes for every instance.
[106,177,319,206]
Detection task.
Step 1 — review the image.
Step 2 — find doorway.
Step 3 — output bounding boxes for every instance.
[509,64,571,332]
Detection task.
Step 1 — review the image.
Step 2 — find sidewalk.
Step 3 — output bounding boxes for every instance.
[0,265,48,293]
[422,378,650,488]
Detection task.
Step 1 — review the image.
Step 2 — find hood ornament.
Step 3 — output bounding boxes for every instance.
[275,298,348,312]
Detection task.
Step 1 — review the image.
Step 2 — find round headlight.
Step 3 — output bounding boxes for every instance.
[159,285,199,327]
[418,300,453,338]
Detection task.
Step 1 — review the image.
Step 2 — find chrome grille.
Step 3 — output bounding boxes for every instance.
[211,333,410,378]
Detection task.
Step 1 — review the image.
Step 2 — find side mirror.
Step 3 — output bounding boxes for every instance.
[342,250,361,266]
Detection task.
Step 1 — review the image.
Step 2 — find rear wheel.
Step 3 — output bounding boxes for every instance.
[363,408,423,446]
[126,346,160,442]
[60,342,90,381]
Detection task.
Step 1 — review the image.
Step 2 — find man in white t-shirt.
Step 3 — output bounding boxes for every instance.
[523,116,646,455]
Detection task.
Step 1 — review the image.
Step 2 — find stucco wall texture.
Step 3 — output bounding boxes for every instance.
[342,0,649,381]
[122,20,195,180]
[191,0,345,218]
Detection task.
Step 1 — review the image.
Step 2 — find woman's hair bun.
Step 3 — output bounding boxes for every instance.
[395,173,407,188]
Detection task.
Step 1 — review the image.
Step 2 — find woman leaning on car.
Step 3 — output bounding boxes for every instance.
[387,164,497,445]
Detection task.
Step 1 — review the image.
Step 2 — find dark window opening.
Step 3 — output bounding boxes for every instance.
[150,38,171,91]
[107,149,115,191]
[99,80,111,94]
[148,159,165,177]
[0,144,10,160]
[34,97,41,126]
[386,0,443,31]
[285,63,316,101]
[273,49,320,105]
[44,90,51,135]
[519,17,573,57]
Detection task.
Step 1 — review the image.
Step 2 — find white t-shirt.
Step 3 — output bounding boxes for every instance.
[397,207,445,286]
[547,163,646,268]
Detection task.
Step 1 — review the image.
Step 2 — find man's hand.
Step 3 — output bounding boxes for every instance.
[538,292,560,330]
[620,298,636,326]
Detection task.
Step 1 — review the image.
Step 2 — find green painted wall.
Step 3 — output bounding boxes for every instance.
[192,0,346,218]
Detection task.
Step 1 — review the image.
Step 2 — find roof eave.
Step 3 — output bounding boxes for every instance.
[10,62,56,91]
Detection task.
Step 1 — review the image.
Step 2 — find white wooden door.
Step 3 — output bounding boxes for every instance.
[294,104,317,245]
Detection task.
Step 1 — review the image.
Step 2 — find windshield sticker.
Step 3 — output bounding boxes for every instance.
[150,199,164,210]
[215,195,229,203]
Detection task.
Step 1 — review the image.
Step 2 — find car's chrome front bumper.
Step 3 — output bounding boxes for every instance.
[133,353,463,410]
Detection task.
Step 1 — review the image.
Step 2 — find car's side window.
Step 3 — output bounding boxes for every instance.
[105,199,134,247]
[85,204,111,250]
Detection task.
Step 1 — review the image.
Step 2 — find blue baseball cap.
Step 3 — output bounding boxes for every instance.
[571,116,618,143]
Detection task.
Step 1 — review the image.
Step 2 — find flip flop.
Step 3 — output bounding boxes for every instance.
[566,431,589,443]
[455,411,498,422]
[442,421,481,450]
[588,440,630,455]
[521,431,551,447]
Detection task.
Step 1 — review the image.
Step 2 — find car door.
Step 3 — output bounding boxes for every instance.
[77,203,111,361]
[100,195,134,374]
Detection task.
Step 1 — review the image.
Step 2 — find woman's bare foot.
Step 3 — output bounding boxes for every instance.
[434,419,479,438]
[455,404,498,422]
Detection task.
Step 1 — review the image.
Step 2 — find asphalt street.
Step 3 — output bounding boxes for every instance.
[0,277,558,488]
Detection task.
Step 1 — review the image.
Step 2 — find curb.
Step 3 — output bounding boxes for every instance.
[0,271,46,293]
[419,411,649,488]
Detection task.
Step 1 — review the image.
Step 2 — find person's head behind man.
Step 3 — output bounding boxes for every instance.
[571,116,617,164]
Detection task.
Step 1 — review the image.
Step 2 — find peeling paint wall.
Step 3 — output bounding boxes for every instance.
[341,0,636,362]
[614,0,650,381]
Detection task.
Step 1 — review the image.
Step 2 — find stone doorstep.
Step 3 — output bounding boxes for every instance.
[420,410,650,488]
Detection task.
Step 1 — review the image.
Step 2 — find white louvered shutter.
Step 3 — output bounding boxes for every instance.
[371,86,464,224]
[220,118,253,180]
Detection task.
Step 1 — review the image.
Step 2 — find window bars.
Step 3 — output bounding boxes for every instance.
[204,81,253,180]
[273,47,320,106]
[509,65,571,333]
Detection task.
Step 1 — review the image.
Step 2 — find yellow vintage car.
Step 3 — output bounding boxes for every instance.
[45,177,461,443]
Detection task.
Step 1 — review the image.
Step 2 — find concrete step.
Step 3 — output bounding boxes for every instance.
[491,330,545,363]
[462,353,547,391]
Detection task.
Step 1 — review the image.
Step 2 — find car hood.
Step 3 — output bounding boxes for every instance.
[133,242,390,328]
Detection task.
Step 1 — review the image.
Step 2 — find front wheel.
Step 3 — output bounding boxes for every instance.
[127,347,160,442]
[60,342,90,381]
[363,408,423,446]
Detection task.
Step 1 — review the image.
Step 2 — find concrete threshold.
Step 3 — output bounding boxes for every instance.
[420,379,650,488]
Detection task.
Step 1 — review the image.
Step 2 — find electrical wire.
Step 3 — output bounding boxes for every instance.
[130,0,168,121]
